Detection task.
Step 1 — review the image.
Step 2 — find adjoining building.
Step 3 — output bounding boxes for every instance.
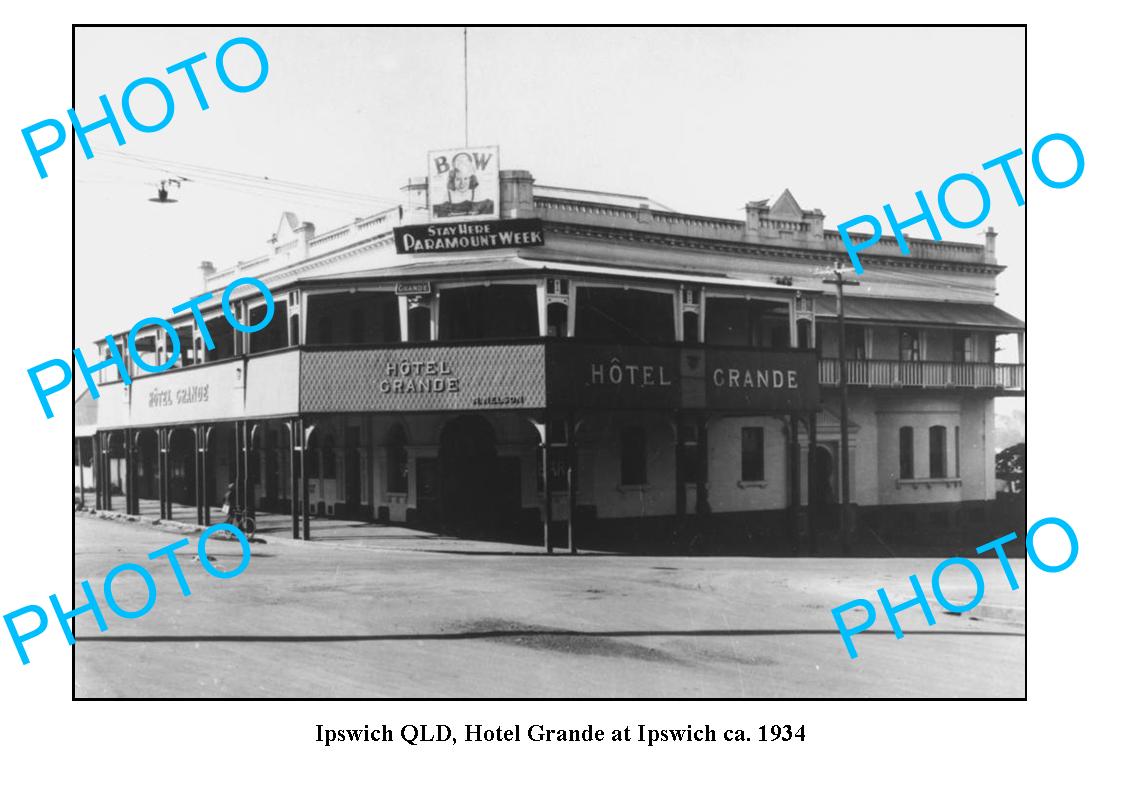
[75,146,1025,554]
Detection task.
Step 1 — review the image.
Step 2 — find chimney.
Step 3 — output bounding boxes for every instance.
[199,260,215,287]
[984,226,997,264]
[399,177,429,224]
[744,201,766,241]
[500,170,536,219]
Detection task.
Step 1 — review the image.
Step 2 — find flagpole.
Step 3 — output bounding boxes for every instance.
[463,27,469,147]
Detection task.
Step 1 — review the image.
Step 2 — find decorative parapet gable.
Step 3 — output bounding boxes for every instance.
[744,189,825,247]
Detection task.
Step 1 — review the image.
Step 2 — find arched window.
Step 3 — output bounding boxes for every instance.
[387,424,408,494]
[899,426,914,480]
[929,425,947,478]
[547,302,568,337]
[740,427,764,482]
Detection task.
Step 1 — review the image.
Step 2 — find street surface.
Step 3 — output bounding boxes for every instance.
[73,515,1025,698]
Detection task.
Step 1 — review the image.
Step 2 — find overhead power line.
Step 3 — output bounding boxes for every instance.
[88,148,404,210]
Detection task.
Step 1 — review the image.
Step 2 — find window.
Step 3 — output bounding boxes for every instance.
[929,425,947,479]
[547,302,568,337]
[386,425,408,493]
[620,426,647,485]
[954,425,960,478]
[740,427,764,482]
[899,426,914,479]
[797,319,812,350]
[845,325,867,360]
[953,331,974,363]
[900,328,921,361]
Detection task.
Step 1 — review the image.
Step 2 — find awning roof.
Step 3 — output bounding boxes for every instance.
[814,295,1024,331]
[299,256,811,294]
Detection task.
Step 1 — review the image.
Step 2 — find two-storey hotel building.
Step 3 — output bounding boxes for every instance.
[75,151,1025,554]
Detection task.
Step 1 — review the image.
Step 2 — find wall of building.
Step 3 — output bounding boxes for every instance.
[874,395,967,505]
[707,416,790,513]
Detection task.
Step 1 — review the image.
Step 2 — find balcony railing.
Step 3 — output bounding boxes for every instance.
[819,358,1025,391]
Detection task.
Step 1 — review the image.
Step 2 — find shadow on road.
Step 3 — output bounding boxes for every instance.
[75,627,1024,643]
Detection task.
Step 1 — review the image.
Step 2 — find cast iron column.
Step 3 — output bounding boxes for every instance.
[566,412,577,554]
[808,412,818,554]
[541,418,553,554]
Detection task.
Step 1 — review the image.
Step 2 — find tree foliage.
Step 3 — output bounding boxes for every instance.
[996,442,1025,492]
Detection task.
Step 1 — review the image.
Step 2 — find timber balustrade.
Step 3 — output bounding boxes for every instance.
[818,358,1025,391]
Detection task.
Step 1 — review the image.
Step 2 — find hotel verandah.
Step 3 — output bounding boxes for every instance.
[74,161,1025,555]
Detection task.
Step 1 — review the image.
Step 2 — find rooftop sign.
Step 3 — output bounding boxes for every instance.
[393,218,545,254]
[428,146,500,221]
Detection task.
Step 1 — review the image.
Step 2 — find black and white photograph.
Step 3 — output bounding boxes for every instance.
[67,25,1029,699]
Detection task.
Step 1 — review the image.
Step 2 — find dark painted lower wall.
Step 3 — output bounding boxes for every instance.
[519,497,1026,557]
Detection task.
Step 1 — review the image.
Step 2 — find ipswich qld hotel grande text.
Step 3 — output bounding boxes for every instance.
[74,146,1026,554]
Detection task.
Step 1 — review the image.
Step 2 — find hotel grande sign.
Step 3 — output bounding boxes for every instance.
[300,345,548,413]
[548,345,819,412]
[96,345,818,427]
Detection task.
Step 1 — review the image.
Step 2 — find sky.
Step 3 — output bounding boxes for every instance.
[74,26,1026,352]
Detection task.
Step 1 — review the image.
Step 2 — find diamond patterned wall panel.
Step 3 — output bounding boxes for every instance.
[300,345,547,413]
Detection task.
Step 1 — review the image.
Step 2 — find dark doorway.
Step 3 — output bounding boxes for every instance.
[416,458,439,526]
[438,415,519,536]
[167,428,197,516]
[135,429,159,504]
[206,424,237,513]
[344,425,361,518]
[263,427,280,513]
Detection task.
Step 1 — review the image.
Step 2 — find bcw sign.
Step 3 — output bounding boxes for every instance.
[428,146,500,220]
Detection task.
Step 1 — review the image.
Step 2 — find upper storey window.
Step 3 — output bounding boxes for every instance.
[899,328,921,362]
[953,331,974,363]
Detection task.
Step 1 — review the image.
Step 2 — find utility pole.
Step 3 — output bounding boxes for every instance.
[824,263,860,554]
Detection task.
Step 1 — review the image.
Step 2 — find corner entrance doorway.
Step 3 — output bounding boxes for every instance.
[438,415,519,536]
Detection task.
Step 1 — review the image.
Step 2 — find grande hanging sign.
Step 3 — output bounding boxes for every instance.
[393,218,546,254]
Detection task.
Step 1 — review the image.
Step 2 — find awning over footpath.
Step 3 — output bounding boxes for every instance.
[300,256,810,295]
[814,295,1024,331]
[75,388,98,437]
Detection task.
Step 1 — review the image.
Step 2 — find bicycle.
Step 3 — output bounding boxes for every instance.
[221,505,257,542]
